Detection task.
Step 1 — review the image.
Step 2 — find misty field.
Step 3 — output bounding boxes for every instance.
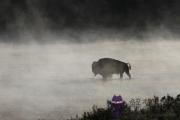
[0,40,180,120]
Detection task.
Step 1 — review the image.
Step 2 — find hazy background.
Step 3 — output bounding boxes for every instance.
[0,0,180,41]
[0,0,180,120]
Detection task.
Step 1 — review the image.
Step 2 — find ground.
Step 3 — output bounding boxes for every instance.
[0,39,179,120]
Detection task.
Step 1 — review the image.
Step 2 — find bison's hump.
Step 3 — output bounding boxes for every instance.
[98,58,124,64]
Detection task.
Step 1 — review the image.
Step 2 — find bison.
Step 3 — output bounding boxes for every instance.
[92,58,131,79]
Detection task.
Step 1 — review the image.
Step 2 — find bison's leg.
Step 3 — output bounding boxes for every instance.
[103,74,112,80]
[102,74,108,80]
[120,73,123,79]
[103,75,108,80]
[125,70,131,79]
[109,74,112,78]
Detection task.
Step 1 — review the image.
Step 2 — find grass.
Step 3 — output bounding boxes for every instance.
[67,94,180,120]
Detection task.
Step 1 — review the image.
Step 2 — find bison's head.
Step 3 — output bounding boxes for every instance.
[92,61,100,76]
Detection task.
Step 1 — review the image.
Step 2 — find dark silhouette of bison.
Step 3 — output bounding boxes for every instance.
[92,58,131,79]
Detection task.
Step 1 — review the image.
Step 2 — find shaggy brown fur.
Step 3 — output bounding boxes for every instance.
[92,58,131,79]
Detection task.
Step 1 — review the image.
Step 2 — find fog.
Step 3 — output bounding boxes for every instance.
[0,39,180,120]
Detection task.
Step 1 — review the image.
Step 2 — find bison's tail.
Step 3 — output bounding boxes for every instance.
[127,63,131,70]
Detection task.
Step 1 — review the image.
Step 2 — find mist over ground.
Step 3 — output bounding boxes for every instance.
[0,37,180,120]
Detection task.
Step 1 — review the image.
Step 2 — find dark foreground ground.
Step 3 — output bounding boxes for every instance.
[67,94,180,120]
